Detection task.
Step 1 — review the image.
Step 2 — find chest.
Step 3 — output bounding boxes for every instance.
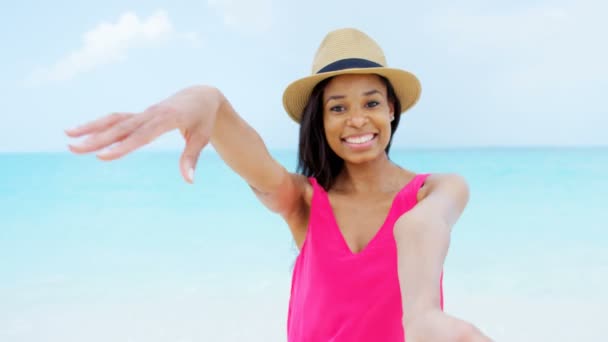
[328,193,397,254]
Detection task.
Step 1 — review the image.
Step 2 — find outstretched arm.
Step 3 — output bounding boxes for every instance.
[394,173,492,341]
[66,86,306,219]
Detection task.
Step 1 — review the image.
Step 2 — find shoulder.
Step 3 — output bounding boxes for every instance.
[416,173,469,203]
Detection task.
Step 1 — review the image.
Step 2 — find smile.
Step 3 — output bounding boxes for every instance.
[341,133,377,146]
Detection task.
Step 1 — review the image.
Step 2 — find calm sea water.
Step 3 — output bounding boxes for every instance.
[1,148,607,341]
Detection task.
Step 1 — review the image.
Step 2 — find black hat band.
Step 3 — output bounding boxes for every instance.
[317,58,383,74]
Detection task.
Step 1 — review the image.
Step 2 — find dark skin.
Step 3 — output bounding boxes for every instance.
[65,74,492,341]
[319,74,416,254]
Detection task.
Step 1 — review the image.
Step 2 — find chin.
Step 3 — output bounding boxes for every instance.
[340,149,386,165]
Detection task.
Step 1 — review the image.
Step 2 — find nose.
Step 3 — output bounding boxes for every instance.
[347,110,368,128]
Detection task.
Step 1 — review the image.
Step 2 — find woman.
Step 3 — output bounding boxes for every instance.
[66,28,491,341]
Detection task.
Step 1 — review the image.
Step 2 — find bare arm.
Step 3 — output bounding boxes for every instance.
[66,86,308,221]
[208,96,311,240]
[210,96,309,215]
[395,174,492,341]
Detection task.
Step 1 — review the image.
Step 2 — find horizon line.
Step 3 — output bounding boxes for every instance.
[1,144,607,154]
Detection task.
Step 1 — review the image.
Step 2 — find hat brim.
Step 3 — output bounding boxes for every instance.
[282,67,421,123]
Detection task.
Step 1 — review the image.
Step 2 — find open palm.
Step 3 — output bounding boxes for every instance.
[65,86,224,183]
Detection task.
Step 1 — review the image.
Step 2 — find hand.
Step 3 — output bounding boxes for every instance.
[65,85,225,183]
[405,309,492,342]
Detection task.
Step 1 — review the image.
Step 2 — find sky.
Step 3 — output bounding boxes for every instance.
[1,0,607,152]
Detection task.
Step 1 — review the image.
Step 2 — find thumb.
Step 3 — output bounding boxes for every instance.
[180,133,209,184]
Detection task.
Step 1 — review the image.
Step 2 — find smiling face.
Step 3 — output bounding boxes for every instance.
[322,74,395,165]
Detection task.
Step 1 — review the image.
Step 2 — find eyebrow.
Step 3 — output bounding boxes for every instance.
[363,89,383,97]
[325,94,345,105]
[324,89,383,105]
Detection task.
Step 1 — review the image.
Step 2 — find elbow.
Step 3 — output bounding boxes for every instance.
[443,173,470,209]
[454,173,470,206]
[449,173,470,228]
[435,173,470,228]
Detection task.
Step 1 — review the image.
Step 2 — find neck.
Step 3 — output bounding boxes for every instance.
[334,153,401,193]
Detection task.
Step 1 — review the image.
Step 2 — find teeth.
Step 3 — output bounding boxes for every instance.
[345,134,374,144]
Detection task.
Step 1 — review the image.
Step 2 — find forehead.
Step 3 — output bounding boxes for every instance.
[324,74,385,95]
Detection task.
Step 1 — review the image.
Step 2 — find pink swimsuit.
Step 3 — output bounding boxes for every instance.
[287,174,444,341]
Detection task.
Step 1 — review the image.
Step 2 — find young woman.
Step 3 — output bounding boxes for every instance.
[66,28,491,341]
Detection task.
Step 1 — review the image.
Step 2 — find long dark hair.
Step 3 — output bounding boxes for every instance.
[296,75,402,190]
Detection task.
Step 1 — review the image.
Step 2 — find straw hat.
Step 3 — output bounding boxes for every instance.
[282,28,421,123]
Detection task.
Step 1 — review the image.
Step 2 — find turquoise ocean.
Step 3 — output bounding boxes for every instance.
[1,148,607,341]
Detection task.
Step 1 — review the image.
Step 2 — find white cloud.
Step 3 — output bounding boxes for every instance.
[207,0,273,34]
[24,10,200,86]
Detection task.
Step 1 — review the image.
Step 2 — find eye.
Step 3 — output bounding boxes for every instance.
[366,100,380,108]
[330,105,346,113]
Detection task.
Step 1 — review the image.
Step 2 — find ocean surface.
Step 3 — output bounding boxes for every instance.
[1,148,607,341]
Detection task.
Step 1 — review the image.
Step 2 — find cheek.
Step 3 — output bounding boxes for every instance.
[323,118,344,149]
[375,115,393,144]
[383,123,393,142]
[373,113,393,131]
[323,117,339,137]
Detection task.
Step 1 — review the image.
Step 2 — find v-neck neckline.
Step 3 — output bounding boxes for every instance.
[321,175,419,256]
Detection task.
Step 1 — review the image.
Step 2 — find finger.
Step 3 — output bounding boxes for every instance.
[96,116,170,161]
[179,131,209,183]
[65,113,133,137]
[69,115,145,154]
